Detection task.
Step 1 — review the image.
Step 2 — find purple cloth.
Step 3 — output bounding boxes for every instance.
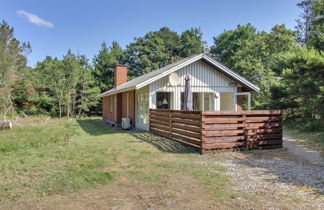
[183,74,193,111]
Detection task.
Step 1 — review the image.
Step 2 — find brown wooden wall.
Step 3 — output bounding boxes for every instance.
[149,109,282,153]
[102,95,117,122]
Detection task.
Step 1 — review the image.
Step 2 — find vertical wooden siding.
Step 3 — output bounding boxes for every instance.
[149,60,237,110]
[149,109,282,153]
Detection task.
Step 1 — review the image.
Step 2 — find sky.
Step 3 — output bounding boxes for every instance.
[1,0,302,67]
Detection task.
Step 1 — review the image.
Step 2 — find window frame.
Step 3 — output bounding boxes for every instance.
[156,92,171,109]
[109,96,113,112]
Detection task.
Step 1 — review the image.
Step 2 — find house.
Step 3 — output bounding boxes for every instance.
[99,53,260,131]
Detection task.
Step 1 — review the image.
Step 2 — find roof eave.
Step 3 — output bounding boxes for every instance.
[98,86,136,97]
[136,53,204,89]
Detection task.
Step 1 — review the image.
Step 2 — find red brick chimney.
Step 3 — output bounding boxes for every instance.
[114,65,128,88]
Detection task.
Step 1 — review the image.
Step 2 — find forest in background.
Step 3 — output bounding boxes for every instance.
[0,0,323,131]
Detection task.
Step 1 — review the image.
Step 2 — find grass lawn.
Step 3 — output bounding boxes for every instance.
[283,126,324,150]
[0,118,237,209]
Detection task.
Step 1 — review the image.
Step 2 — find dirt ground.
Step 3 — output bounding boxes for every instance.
[12,174,231,210]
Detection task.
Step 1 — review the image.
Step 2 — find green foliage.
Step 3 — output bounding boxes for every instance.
[180,28,207,57]
[126,27,205,78]
[76,55,101,115]
[271,47,324,130]
[18,51,100,117]
[308,0,324,50]
[210,24,296,108]
[0,20,31,118]
[93,41,125,92]
[296,0,324,50]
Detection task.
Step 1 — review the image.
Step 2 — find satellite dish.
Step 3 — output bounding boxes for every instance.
[169,72,180,86]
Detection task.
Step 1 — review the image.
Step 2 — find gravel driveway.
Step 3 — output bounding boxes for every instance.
[204,137,324,209]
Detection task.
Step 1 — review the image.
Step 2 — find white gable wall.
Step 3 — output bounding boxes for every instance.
[149,60,238,110]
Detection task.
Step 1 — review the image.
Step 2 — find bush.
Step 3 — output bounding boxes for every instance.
[24,107,49,116]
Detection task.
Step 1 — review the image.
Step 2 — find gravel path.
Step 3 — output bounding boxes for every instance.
[208,139,324,209]
[283,135,323,164]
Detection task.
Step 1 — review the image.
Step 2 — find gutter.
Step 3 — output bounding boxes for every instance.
[97,86,136,97]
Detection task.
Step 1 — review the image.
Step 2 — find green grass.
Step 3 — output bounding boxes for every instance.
[0,118,229,206]
[284,126,324,149]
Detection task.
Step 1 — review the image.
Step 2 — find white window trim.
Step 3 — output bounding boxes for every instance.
[233,92,251,111]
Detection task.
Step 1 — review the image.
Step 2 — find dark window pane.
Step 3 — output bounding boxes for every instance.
[156,92,171,109]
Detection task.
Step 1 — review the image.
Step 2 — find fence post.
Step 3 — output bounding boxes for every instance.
[242,112,247,149]
[169,110,172,138]
[279,110,283,148]
[200,111,205,154]
[149,109,151,132]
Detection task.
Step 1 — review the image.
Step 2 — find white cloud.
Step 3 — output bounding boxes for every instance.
[17,10,53,28]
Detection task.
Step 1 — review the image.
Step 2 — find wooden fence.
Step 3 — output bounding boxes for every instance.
[149,109,282,153]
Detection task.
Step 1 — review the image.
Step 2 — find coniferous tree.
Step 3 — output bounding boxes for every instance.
[296,0,324,50]
[93,41,125,92]
[126,27,206,78]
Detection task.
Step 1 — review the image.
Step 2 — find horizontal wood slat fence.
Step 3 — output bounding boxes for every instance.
[149,109,282,153]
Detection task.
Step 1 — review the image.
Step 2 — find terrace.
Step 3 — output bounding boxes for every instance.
[149,109,283,154]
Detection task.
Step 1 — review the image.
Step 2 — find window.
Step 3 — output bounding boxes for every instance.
[192,92,201,110]
[181,92,201,110]
[181,92,200,110]
[156,92,171,109]
[109,96,113,112]
[181,92,213,111]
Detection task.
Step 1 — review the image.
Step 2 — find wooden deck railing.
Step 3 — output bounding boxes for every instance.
[149,109,282,153]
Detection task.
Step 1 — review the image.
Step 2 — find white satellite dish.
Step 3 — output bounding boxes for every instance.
[169,72,180,86]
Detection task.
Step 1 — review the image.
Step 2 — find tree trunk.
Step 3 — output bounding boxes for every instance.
[67,90,70,118]
[0,121,12,130]
[58,100,62,118]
